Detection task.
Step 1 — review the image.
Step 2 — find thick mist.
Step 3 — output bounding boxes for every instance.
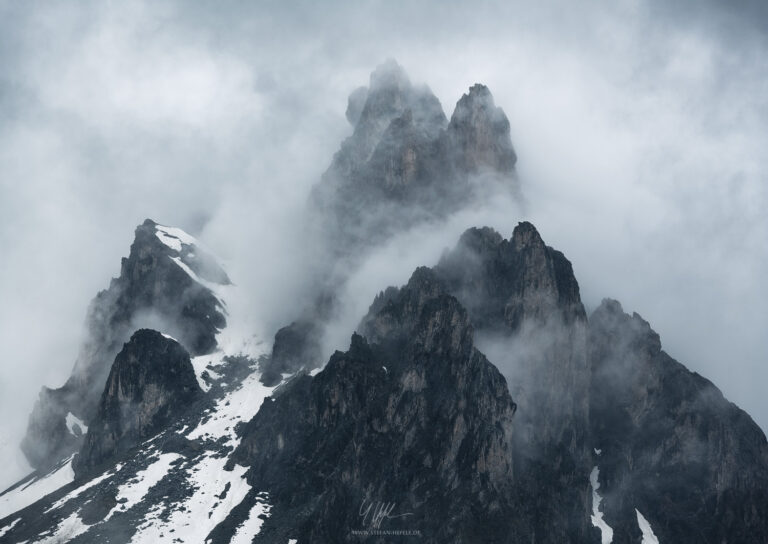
[1,0,766,489]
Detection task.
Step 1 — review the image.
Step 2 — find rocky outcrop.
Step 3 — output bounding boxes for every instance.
[260,318,322,386]
[434,222,595,541]
[434,223,590,444]
[446,84,517,177]
[230,267,520,542]
[74,329,202,477]
[22,219,227,470]
[435,222,585,332]
[588,299,768,543]
[268,61,522,385]
[311,60,518,257]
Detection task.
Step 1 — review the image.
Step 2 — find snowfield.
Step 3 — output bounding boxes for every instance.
[0,456,75,520]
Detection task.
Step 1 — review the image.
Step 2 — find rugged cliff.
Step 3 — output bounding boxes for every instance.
[264,60,521,383]
[229,267,519,543]
[22,220,228,470]
[434,223,595,540]
[74,329,202,477]
[588,299,768,543]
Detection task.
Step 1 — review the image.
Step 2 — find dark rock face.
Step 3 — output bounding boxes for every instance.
[231,268,520,542]
[253,224,597,541]
[259,290,337,386]
[447,84,517,176]
[22,219,227,470]
[435,223,589,450]
[435,222,585,332]
[260,318,322,386]
[311,59,518,257]
[268,62,521,384]
[434,223,595,541]
[74,329,201,477]
[434,222,590,445]
[588,299,768,543]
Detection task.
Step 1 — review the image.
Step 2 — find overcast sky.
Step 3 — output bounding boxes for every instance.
[0,0,766,489]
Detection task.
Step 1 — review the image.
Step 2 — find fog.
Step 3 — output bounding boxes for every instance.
[1,0,766,489]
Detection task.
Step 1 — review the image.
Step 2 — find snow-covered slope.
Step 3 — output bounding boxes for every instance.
[0,224,284,544]
[0,456,75,521]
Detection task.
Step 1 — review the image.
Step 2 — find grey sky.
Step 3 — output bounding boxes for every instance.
[0,0,766,489]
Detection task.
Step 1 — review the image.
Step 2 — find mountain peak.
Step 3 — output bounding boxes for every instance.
[437,222,585,331]
[230,266,516,541]
[448,83,517,175]
[452,83,498,117]
[511,220,544,251]
[369,58,411,92]
[465,83,493,103]
[20,219,228,471]
[588,298,768,541]
[73,329,201,477]
[457,226,504,255]
[590,297,662,355]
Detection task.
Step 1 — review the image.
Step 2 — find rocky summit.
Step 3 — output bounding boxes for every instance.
[74,329,202,477]
[312,59,519,256]
[588,299,768,543]
[21,219,228,471]
[1,61,767,544]
[228,268,518,543]
[264,60,521,384]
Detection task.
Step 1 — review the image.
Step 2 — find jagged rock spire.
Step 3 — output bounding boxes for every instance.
[21,220,228,470]
[231,266,517,541]
[448,83,517,175]
[73,329,201,477]
[588,299,768,542]
[311,60,520,262]
[436,222,585,331]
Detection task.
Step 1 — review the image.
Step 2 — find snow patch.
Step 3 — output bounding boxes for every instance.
[191,355,219,392]
[187,368,273,449]
[45,466,116,513]
[130,458,251,544]
[155,225,198,252]
[0,456,75,519]
[35,511,88,543]
[157,225,198,246]
[636,509,659,544]
[130,282,274,544]
[104,453,181,522]
[155,230,182,251]
[590,466,613,544]
[230,493,272,544]
[160,332,178,342]
[170,256,225,294]
[0,518,20,538]
[65,412,87,436]
[594,448,602,456]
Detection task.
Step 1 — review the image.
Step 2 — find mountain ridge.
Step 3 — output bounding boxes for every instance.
[2,61,767,544]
